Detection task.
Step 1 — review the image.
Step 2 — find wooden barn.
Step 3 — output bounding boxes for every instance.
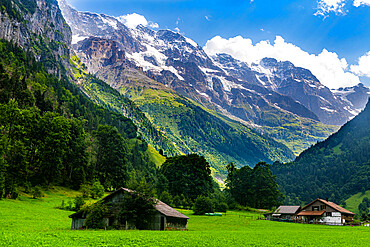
[69,188,189,230]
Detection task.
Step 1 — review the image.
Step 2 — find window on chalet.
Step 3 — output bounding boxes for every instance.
[320,205,326,210]
[325,212,332,217]
[312,206,320,211]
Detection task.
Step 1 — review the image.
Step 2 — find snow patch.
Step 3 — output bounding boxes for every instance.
[199,67,220,74]
[72,35,89,44]
[99,15,118,30]
[255,74,266,86]
[185,37,198,48]
[320,107,336,113]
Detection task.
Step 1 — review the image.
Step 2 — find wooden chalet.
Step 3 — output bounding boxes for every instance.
[69,188,189,230]
[296,198,355,225]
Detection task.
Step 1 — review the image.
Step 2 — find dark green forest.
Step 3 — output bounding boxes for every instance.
[0,40,157,198]
[226,162,283,209]
[272,100,370,205]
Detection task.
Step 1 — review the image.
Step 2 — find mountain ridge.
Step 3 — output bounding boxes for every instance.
[59,3,343,155]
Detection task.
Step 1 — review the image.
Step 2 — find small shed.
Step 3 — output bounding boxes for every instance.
[264,205,301,221]
[272,206,301,221]
[69,188,189,230]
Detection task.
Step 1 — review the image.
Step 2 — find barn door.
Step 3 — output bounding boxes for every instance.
[160,216,165,230]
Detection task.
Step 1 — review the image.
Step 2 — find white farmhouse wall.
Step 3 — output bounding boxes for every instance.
[320,214,342,225]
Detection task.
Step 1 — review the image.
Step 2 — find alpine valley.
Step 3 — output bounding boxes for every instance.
[0,0,370,242]
[0,0,369,184]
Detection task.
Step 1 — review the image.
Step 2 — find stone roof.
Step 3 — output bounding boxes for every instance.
[274,206,301,214]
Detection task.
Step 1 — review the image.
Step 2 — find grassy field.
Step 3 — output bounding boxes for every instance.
[0,188,369,246]
[346,190,370,214]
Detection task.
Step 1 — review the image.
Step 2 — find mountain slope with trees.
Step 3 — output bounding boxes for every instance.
[272,99,370,205]
[0,0,163,197]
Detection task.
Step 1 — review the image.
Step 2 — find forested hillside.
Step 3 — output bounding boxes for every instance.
[0,40,158,198]
[272,99,370,205]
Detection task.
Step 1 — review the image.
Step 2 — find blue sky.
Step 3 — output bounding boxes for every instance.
[67,0,370,88]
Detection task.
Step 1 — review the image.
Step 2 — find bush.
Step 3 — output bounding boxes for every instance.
[173,195,181,208]
[85,202,109,229]
[80,184,91,198]
[91,181,104,199]
[31,186,44,199]
[193,196,214,215]
[73,195,85,211]
[215,202,228,212]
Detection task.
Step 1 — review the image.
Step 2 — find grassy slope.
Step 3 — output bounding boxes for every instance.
[345,190,370,214]
[261,120,338,156]
[126,87,294,176]
[0,189,369,246]
[70,55,181,157]
[146,145,166,167]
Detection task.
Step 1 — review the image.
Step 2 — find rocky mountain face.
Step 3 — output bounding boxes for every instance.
[60,3,342,155]
[0,0,181,159]
[331,83,370,116]
[0,0,71,75]
[58,0,142,53]
[214,55,365,125]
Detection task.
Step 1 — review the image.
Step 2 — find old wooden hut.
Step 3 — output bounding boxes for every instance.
[69,187,189,230]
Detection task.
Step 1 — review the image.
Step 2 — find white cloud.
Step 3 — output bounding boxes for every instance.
[205,16,210,21]
[148,21,159,29]
[315,0,347,16]
[353,0,370,7]
[174,27,180,33]
[204,35,361,89]
[117,13,159,29]
[350,52,370,77]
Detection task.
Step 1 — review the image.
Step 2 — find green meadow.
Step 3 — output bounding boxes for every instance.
[0,188,369,247]
[346,190,370,214]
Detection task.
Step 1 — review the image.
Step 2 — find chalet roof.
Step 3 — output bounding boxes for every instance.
[70,187,189,219]
[297,210,325,216]
[274,206,301,215]
[301,198,355,215]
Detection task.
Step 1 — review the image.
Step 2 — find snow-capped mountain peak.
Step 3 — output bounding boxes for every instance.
[59,0,368,126]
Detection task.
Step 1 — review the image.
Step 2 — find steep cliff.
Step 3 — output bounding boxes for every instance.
[0,0,71,75]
